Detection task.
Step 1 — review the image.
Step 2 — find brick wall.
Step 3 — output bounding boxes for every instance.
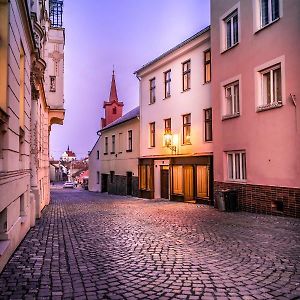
[108,175,139,197]
[214,182,300,218]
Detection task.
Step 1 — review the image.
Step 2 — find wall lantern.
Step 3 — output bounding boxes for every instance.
[164,131,176,153]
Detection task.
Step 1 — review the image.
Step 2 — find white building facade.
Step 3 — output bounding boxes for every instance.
[136,27,213,203]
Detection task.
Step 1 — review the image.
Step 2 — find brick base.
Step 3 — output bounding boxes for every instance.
[214,181,300,218]
[107,175,139,197]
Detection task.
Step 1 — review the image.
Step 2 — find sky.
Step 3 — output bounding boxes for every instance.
[50,0,210,160]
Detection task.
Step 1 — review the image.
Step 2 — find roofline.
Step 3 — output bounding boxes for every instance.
[100,114,139,133]
[134,25,210,75]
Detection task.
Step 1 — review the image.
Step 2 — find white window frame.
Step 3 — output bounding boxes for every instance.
[252,0,283,33]
[219,2,241,53]
[220,75,242,119]
[226,151,247,181]
[254,56,285,111]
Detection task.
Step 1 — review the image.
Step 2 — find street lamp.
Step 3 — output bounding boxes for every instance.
[164,131,176,153]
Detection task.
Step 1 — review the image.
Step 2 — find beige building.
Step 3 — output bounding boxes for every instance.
[135,27,213,203]
[0,0,65,272]
[99,107,140,196]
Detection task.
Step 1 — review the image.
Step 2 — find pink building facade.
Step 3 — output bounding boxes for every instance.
[211,0,300,217]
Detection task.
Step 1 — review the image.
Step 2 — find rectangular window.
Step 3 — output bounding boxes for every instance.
[96,150,99,159]
[149,122,155,147]
[0,208,8,236]
[182,60,191,91]
[164,118,171,134]
[50,76,56,92]
[19,43,25,129]
[204,108,212,142]
[97,171,100,184]
[183,114,191,144]
[164,70,171,98]
[224,10,239,49]
[224,81,240,116]
[111,135,115,154]
[104,137,108,154]
[227,152,247,181]
[172,165,183,194]
[118,133,123,153]
[204,49,211,83]
[260,64,282,106]
[149,78,156,104]
[261,0,279,27]
[127,130,132,152]
[20,193,25,216]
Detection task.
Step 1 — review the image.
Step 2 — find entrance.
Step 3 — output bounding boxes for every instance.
[183,165,194,201]
[101,174,108,192]
[197,165,209,198]
[160,167,169,199]
[127,172,132,196]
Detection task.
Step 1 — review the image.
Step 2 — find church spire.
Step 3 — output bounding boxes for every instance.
[109,69,118,102]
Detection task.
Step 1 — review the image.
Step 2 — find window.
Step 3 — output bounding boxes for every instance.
[97,171,100,184]
[50,76,56,92]
[104,137,108,154]
[149,78,156,104]
[139,165,152,190]
[204,49,211,83]
[19,43,25,129]
[224,10,239,49]
[127,130,132,152]
[260,0,280,27]
[164,118,171,134]
[183,114,191,144]
[20,193,25,216]
[111,135,115,154]
[164,70,171,98]
[182,60,191,91]
[227,152,247,181]
[118,133,123,153]
[0,208,7,236]
[260,64,282,107]
[204,108,212,142]
[96,150,99,159]
[172,166,183,194]
[149,122,155,147]
[112,107,117,114]
[224,81,240,116]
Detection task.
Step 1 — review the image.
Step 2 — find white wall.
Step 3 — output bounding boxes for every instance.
[88,137,101,192]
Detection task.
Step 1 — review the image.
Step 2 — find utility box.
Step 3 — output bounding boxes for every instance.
[216,190,238,212]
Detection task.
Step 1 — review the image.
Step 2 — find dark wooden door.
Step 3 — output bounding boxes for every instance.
[127,172,132,196]
[160,169,169,199]
[101,174,108,192]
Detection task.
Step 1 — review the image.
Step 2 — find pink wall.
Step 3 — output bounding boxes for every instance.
[211,0,300,188]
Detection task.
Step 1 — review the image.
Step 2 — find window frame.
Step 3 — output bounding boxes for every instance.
[111,135,115,154]
[182,114,191,145]
[226,151,247,182]
[50,75,56,92]
[182,60,191,91]
[127,130,132,152]
[164,70,171,98]
[149,122,155,147]
[204,49,211,83]
[96,150,99,159]
[139,165,152,191]
[104,136,108,155]
[149,78,156,104]
[223,81,240,118]
[204,108,212,142]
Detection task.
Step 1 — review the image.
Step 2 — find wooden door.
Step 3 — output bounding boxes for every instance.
[160,169,169,199]
[127,172,132,195]
[183,166,193,201]
[197,166,209,198]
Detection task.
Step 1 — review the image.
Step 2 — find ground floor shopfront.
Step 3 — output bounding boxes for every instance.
[139,155,213,204]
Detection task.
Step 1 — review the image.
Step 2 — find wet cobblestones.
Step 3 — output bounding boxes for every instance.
[0,189,300,299]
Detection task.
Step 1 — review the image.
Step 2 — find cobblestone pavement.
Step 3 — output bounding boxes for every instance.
[1,189,300,300]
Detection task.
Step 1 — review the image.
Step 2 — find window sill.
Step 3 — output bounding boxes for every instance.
[204,140,213,143]
[222,113,240,120]
[126,149,132,153]
[256,102,283,112]
[181,88,191,93]
[203,81,211,85]
[226,179,247,184]
[254,18,280,34]
[149,101,156,105]
[221,42,239,54]
[118,151,122,154]
[110,152,115,154]
[148,146,155,149]
[0,240,10,256]
[163,95,171,100]
[181,143,192,146]
[104,153,108,155]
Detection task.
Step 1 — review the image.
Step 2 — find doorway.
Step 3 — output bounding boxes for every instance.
[101,174,108,192]
[160,167,169,199]
[127,172,132,196]
[183,165,194,201]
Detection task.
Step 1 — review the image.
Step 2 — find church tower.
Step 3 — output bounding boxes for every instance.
[101,70,124,128]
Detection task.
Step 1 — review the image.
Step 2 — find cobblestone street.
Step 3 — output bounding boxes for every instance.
[0,188,300,300]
